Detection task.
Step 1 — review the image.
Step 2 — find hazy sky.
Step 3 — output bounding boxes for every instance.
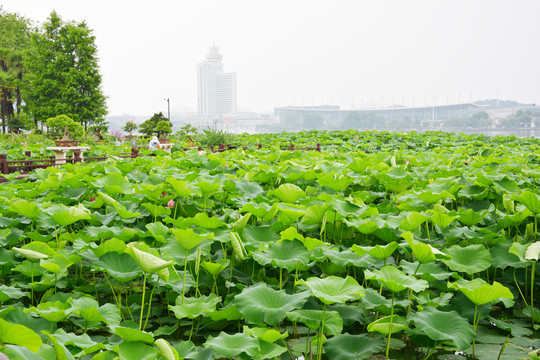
[3,0,540,116]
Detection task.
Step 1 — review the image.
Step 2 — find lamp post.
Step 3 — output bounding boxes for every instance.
[164,98,170,121]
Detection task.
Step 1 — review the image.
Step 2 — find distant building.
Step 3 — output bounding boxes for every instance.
[197,45,237,116]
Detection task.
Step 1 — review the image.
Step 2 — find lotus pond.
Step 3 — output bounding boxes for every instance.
[0,130,539,360]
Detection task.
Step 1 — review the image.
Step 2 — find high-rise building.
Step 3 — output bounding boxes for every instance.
[197,45,237,116]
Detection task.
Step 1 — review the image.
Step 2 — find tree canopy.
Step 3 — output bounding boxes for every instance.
[22,11,107,131]
[139,112,171,137]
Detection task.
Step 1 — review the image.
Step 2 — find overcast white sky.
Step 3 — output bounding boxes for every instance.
[2,0,540,116]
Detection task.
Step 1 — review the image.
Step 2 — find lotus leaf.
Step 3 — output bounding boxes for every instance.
[204,332,258,358]
[268,183,306,203]
[0,318,42,352]
[324,333,385,360]
[252,239,310,271]
[234,283,310,325]
[286,309,343,335]
[118,341,158,360]
[367,315,408,335]
[443,244,492,275]
[364,266,429,293]
[169,293,221,319]
[296,275,365,304]
[125,246,173,274]
[448,278,514,305]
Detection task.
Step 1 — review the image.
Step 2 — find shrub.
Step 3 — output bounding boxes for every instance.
[45,115,84,140]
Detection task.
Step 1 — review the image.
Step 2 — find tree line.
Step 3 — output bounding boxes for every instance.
[0,7,106,134]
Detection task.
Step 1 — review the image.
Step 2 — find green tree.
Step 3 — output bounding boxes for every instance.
[46,114,84,139]
[123,120,138,137]
[155,120,172,138]
[22,11,107,132]
[0,8,32,133]
[139,112,170,137]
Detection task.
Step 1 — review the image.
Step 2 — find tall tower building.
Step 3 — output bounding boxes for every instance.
[197,45,237,116]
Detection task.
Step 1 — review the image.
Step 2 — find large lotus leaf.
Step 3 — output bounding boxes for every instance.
[98,192,141,219]
[301,203,332,225]
[235,283,310,325]
[97,172,132,195]
[443,244,492,275]
[141,203,171,218]
[286,309,343,335]
[39,254,72,274]
[367,315,408,335]
[448,278,514,306]
[407,307,474,350]
[241,202,278,221]
[166,178,192,198]
[402,231,448,263]
[233,179,265,199]
[13,242,55,262]
[229,212,252,230]
[276,203,306,223]
[399,211,428,231]
[245,340,288,360]
[208,305,243,322]
[345,216,385,234]
[322,248,367,268]
[268,183,306,203]
[324,333,385,360]
[0,285,27,303]
[296,276,365,304]
[169,293,221,319]
[364,266,429,293]
[417,190,455,205]
[9,199,40,219]
[118,341,158,360]
[27,301,70,322]
[197,180,221,198]
[330,198,365,217]
[44,331,75,360]
[490,243,530,269]
[145,222,170,244]
[457,208,488,227]
[513,190,540,215]
[114,327,154,344]
[0,318,42,352]
[173,228,213,251]
[185,212,226,229]
[46,204,91,226]
[201,259,230,276]
[525,241,540,261]
[428,211,457,229]
[361,288,411,312]
[204,332,258,358]
[125,246,173,274]
[252,240,310,271]
[318,173,354,192]
[243,326,288,343]
[92,238,127,257]
[51,328,104,353]
[243,225,280,245]
[93,252,143,282]
[399,260,453,282]
[509,242,534,263]
[352,242,399,260]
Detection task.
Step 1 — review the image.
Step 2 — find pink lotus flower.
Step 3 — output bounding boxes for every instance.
[21,142,27,146]
[198,150,205,156]
[225,162,229,168]
[167,199,175,208]
[90,197,95,202]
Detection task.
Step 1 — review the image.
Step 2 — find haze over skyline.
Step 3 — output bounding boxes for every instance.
[2,0,540,117]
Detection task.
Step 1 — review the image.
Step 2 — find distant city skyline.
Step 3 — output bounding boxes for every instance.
[2,0,540,116]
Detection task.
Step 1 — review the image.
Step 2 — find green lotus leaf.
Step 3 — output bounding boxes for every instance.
[9,199,40,219]
[204,332,258,358]
[268,183,306,203]
[201,259,230,276]
[367,315,408,335]
[448,278,514,306]
[169,293,221,319]
[141,203,171,218]
[98,191,141,219]
[197,180,221,198]
[118,341,158,360]
[525,241,540,261]
[322,248,367,268]
[240,202,278,221]
[243,225,280,245]
[0,285,27,303]
[364,266,429,293]
[27,301,70,322]
[114,326,154,344]
[97,172,132,195]
[416,190,455,204]
[399,260,453,282]
[154,338,180,360]
[173,228,213,251]
[233,179,265,199]
[44,331,75,360]
[185,212,226,228]
[39,254,73,274]
[125,246,173,274]
[243,326,288,343]
[296,275,365,304]
[402,231,448,264]
[93,252,143,282]
[208,305,243,321]
[509,242,533,263]
[399,211,428,231]
[352,241,399,260]
[428,210,457,229]
[457,208,488,227]
[166,178,192,198]
[361,288,411,312]
[235,283,310,325]
[513,190,540,215]
[146,222,170,244]
[286,309,343,335]
[46,203,91,227]
[13,242,55,262]
[0,318,42,352]
[318,173,354,192]
[246,340,288,360]
[443,244,492,275]
[51,328,104,353]
[407,307,475,350]
[345,216,385,234]
[324,333,386,360]
[252,239,310,271]
[490,242,530,269]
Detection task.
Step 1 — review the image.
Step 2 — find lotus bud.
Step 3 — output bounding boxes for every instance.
[167,199,175,208]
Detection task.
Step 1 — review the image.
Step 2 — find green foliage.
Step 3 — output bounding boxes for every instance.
[21,11,107,130]
[45,114,83,140]
[122,120,138,136]
[194,127,236,146]
[155,120,172,138]
[139,112,170,137]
